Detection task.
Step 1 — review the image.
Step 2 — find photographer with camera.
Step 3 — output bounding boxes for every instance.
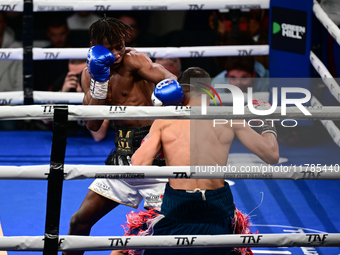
[51,59,86,92]
[49,58,111,140]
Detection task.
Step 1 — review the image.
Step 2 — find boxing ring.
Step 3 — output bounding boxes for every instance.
[1,0,340,254]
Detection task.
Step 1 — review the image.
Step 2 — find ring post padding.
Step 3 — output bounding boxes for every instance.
[43,106,68,255]
[23,0,34,105]
[269,0,314,126]
[269,0,313,78]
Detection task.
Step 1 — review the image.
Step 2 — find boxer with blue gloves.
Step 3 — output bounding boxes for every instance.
[65,17,180,255]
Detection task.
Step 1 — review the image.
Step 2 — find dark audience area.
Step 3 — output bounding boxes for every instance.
[3,10,272,92]
[4,8,332,148]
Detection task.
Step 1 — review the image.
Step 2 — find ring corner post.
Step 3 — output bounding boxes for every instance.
[23,0,34,105]
[269,0,314,125]
[269,0,314,78]
[43,105,68,255]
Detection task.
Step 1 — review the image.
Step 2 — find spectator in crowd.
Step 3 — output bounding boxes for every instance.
[248,10,269,68]
[50,58,110,140]
[320,0,340,26]
[118,14,140,47]
[209,10,269,45]
[66,11,100,47]
[51,59,86,92]
[118,13,158,47]
[67,11,101,30]
[209,10,269,69]
[0,11,22,92]
[155,58,182,77]
[45,17,72,48]
[209,10,249,45]
[4,11,22,41]
[0,11,23,130]
[248,10,269,45]
[34,16,71,91]
[212,56,269,93]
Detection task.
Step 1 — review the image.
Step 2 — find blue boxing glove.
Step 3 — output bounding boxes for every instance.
[87,45,115,100]
[152,79,183,106]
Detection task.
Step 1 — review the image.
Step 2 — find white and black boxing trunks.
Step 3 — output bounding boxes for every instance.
[90,125,167,209]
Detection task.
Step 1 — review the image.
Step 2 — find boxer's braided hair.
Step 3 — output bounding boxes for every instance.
[89,15,131,45]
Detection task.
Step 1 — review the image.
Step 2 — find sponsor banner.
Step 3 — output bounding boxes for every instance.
[0,164,339,180]
[1,233,339,250]
[29,46,268,61]
[271,7,308,54]
[0,91,22,105]
[35,5,74,11]
[66,166,191,180]
[33,48,88,60]
[2,46,268,60]
[68,105,191,121]
[0,2,22,11]
[94,173,145,179]
[253,225,340,255]
[0,105,55,120]
[33,0,269,12]
[0,49,23,60]
[0,105,339,121]
[174,45,267,58]
[0,91,84,105]
[33,91,84,104]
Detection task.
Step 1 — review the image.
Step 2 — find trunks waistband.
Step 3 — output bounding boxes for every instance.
[114,125,151,133]
[114,125,151,155]
[160,182,235,223]
[105,125,165,166]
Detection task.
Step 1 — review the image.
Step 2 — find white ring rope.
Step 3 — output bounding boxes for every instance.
[0,164,338,180]
[0,48,22,60]
[0,105,338,121]
[309,50,340,147]
[0,0,270,12]
[0,91,84,105]
[34,0,270,11]
[309,49,340,148]
[311,96,340,147]
[313,0,340,47]
[0,0,269,12]
[310,51,340,103]
[0,45,269,60]
[0,233,338,251]
[0,1,22,11]
[0,91,270,105]
[0,2,337,253]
